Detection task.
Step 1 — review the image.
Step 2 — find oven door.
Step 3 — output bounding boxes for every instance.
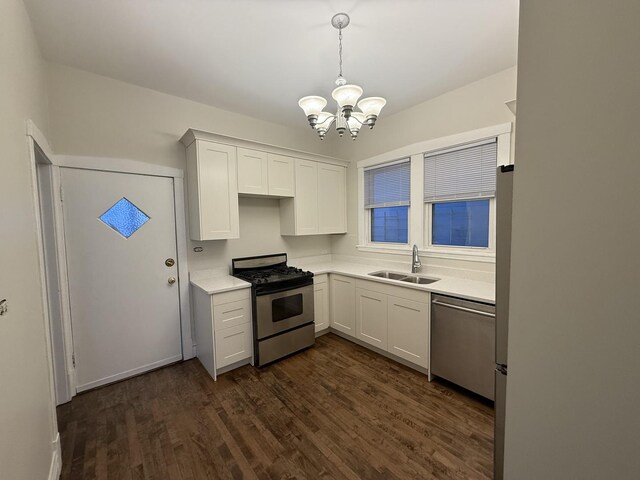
[255,284,314,339]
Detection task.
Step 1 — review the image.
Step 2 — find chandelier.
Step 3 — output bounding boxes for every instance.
[298,13,387,140]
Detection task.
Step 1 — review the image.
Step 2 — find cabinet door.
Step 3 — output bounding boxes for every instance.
[356,289,388,350]
[189,140,239,240]
[294,159,319,234]
[387,295,429,368]
[215,322,252,369]
[330,275,355,335]
[237,148,268,195]
[314,282,329,332]
[318,163,347,234]
[268,154,295,197]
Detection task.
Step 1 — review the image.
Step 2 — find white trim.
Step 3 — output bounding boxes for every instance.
[173,179,194,359]
[76,354,183,392]
[26,119,55,160]
[180,128,349,167]
[48,433,62,480]
[357,122,512,169]
[52,154,184,178]
[25,124,61,452]
[50,166,77,400]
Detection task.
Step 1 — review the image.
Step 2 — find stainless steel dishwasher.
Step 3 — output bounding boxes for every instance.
[431,294,496,400]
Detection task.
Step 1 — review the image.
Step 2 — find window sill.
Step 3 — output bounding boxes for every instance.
[356,244,411,255]
[423,247,495,263]
[356,244,496,263]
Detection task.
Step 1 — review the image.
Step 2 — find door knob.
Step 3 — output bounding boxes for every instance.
[165,258,175,267]
[168,276,176,285]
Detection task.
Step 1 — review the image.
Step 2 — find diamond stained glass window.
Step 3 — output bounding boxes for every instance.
[99,197,150,238]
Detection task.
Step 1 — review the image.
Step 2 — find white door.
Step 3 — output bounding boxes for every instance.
[61,168,182,392]
[387,295,429,368]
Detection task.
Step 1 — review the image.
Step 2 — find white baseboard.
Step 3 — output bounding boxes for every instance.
[48,433,62,480]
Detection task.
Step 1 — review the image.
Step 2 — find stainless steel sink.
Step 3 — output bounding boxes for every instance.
[368,271,440,285]
[368,271,408,280]
[400,276,439,285]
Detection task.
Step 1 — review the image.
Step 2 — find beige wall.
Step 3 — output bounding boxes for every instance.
[331,67,517,277]
[0,0,59,478]
[47,64,339,270]
[504,1,640,478]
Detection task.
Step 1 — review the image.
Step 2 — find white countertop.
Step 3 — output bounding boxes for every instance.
[190,259,494,304]
[190,273,251,295]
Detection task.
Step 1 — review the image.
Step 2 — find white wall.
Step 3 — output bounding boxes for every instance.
[331,67,517,278]
[47,64,339,270]
[0,0,59,478]
[504,1,640,478]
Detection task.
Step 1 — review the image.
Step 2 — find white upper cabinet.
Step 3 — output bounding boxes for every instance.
[237,148,268,195]
[181,129,346,239]
[237,149,295,197]
[185,139,239,240]
[280,159,347,236]
[268,154,295,197]
[318,163,347,234]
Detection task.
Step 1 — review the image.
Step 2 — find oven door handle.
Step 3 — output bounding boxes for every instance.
[256,281,313,297]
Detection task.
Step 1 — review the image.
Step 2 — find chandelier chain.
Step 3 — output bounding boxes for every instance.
[338,24,343,78]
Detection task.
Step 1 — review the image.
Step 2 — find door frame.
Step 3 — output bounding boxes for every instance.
[27,120,193,403]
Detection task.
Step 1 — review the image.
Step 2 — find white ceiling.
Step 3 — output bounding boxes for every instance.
[24,0,519,128]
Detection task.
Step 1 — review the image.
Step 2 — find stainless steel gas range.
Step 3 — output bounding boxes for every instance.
[232,253,315,366]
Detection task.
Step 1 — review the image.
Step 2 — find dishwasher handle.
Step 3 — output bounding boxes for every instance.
[432,299,496,318]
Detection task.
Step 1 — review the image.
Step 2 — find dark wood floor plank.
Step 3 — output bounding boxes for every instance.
[58,333,494,480]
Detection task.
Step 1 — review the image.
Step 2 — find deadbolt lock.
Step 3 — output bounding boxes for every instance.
[165,258,175,267]
[168,277,176,285]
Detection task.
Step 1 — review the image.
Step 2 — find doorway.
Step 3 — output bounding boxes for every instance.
[31,135,192,402]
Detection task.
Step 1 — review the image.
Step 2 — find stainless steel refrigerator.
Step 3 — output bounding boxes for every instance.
[495,164,514,480]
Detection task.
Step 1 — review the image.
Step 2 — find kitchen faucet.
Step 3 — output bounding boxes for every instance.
[411,244,422,273]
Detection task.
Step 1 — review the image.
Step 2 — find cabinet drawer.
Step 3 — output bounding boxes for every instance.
[212,288,250,307]
[213,298,252,331]
[314,273,328,285]
[215,322,252,369]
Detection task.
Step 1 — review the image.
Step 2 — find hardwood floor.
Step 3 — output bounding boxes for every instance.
[57,333,494,480]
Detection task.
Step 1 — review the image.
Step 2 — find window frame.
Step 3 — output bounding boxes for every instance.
[362,158,412,249]
[424,197,496,257]
[356,123,512,261]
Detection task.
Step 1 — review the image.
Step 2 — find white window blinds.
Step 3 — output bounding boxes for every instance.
[424,139,497,202]
[364,160,411,209]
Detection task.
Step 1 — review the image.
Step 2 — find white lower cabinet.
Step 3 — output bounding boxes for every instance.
[314,274,330,332]
[215,322,252,369]
[355,288,388,350]
[330,274,356,335]
[331,276,430,371]
[192,286,253,379]
[387,295,429,368]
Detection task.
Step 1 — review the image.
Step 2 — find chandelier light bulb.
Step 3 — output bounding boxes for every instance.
[357,97,387,128]
[347,112,366,139]
[298,96,327,127]
[331,84,363,119]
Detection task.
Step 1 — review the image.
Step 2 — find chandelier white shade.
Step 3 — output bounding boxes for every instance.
[298,13,386,140]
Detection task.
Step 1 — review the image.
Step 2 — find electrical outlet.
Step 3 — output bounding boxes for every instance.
[0,299,7,316]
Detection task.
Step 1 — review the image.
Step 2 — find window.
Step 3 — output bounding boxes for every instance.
[364,161,410,244]
[432,199,490,247]
[424,140,497,250]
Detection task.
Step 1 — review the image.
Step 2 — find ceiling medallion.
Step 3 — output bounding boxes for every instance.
[298,13,387,140]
